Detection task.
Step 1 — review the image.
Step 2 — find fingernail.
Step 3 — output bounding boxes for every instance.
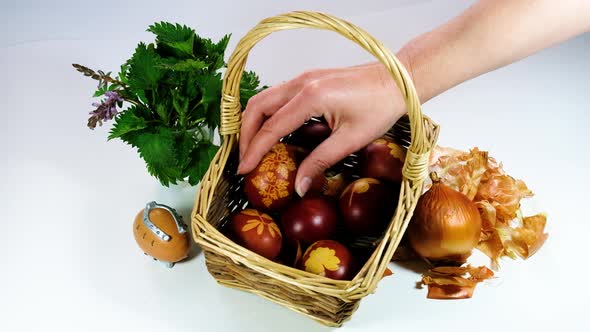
[296,177,312,197]
[237,162,244,175]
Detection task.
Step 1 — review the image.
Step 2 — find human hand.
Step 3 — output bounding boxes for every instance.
[236,0,590,197]
[237,62,409,197]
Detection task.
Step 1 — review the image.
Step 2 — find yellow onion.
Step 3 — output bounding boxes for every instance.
[408,173,482,265]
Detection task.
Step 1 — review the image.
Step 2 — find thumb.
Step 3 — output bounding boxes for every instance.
[295,128,364,197]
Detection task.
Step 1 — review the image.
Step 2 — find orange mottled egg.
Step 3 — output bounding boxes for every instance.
[359,137,406,183]
[133,205,190,265]
[231,209,283,260]
[300,240,354,280]
[244,143,297,212]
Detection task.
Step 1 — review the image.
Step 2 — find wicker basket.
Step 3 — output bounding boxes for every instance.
[192,11,439,327]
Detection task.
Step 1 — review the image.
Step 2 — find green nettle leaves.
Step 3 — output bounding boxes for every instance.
[186,142,219,186]
[133,127,181,183]
[77,22,265,186]
[147,22,196,58]
[240,70,263,106]
[108,106,148,139]
[127,43,164,91]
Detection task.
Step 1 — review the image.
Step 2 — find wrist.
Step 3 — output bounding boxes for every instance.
[395,40,435,105]
[395,22,469,106]
[365,41,437,106]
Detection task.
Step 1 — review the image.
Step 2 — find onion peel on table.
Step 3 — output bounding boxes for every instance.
[496,213,549,259]
[382,267,393,279]
[421,265,494,299]
[429,146,548,270]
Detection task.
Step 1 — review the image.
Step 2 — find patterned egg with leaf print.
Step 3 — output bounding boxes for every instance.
[359,137,406,184]
[230,209,283,260]
[339,178,399,237]
[244,143,297,212]
[300,240,354,280]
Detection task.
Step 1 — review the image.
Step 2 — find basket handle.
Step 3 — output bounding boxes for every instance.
[220,11,431,183]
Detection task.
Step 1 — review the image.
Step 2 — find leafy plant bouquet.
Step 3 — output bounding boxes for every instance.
[73,22,264,186]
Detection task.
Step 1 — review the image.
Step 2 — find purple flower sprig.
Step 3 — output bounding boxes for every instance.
[88,91,123,129]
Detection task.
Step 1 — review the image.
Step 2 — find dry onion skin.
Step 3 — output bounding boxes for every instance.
[421,265,494,299]
[382,267,393,279]
[430,146,549,269]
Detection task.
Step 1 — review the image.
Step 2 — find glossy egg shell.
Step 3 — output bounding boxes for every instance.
[288,145,310,165]
[133,208,190,263]
[290,120,332,150]
[359,138,406,183]
[339,178,399,237]
[231,209,283,260]
[281,196,339,245]
[307,171,349,197]
[277,237,303,267]
[308,172,327,195]
[300,240,354,280]
[244,143,297,212]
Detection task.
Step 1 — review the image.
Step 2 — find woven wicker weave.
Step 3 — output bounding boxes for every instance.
[192,11,440,327]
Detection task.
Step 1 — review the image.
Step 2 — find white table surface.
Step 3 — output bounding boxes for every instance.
[1,1,588,331]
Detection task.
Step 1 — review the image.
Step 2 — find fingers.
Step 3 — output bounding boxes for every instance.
[239,68,352,161]
[239,82,294,161]
[237,88,322,174]
[295,126,368,197]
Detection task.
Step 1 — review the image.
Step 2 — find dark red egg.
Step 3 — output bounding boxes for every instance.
[286,144,310,164]
[244,143,297,212]
[281,196,338,245]
[339,178,399,237]
[290,119,332,150]
[277,238,303,267]
[308,172,348,197]
[359,137,406,183]
[308,172,327,194]
[300,240,354,280]
[230,209,282,260]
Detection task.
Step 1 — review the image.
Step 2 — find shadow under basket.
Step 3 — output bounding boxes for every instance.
[192,11,439,327]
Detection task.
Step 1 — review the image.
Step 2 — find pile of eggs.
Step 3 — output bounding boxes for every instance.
[224,119,405,280]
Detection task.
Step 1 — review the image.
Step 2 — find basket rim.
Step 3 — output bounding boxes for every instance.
[192,117,439,298]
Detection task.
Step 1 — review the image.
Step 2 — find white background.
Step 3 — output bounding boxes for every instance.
[1,1,588,331]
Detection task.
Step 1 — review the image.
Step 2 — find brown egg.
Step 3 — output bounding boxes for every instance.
[277,238,303,267]
[286,144,310,164]
[300,240,354,280]
[244,143,297,212]
[290,119,332,150]
[230,209,282,260]
[133,203,190,266]
[281,196,339,245]
[308,172,348,197]
[339,178,399,237]
[359,138,406,183]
